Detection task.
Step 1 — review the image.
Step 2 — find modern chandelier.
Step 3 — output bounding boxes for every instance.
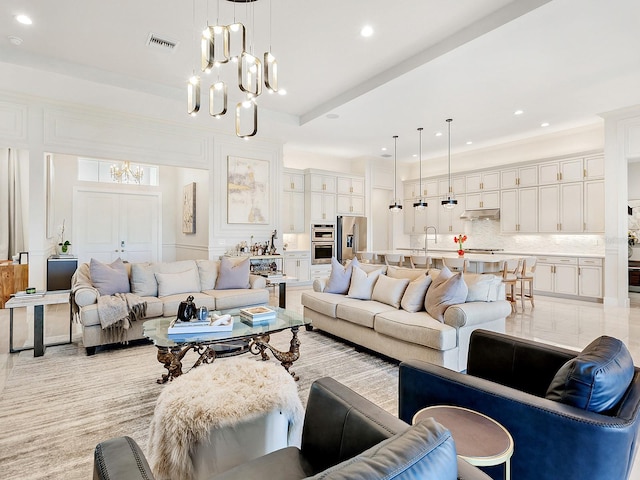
[110,161,143,184]
[187,0,278,138]
[441,118,458,209]
[413,127,428,211]
[388,135,403,212]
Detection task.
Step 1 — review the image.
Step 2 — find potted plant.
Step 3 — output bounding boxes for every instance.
[57,220,71,255]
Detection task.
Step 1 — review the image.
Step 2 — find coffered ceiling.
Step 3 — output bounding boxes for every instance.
[1,0,639,165]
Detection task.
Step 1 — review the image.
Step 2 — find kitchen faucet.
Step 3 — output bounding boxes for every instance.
[424,226,437,254]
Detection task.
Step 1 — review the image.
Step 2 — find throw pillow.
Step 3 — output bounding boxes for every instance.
[325,257,360,294]
[371,274,410,309]
[387,265,427,281]
[425,266,468,322]
[215,256,250,290]
[155,268,202,297]
[400,274,433,313]
[89,257,130,296]
[545,336,634,413]
[347,265,384,300]
[130,263,158,297]
[464,273,501,302]
[196,259,219,290]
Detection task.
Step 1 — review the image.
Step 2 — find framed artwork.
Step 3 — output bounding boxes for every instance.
[227,156,269,224]
[182,182,196,233]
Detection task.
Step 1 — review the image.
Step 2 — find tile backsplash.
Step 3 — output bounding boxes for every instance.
[409,219,605,255]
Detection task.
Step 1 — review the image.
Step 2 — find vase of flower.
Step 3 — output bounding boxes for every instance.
[454,234,467,257]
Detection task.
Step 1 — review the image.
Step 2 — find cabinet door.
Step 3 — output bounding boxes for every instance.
[584,156,604,179]
[283,257,298,277]
[403,201,416,234]
[414,206,428,234]
[560,182,583,232]
[518,187,538,233]
[538,162,559,184]
[403,181,418,200]
[297,255,311,282]
[579,265,602,298]
[336,195,351,215]
[438,205,451,233]
[337,177,363,195]
[310,174,336,193]
[554,264,578,295]
[538,185,560,232]
[584,180,604,232]
[284,171,304,191]
[466,193,481,209]
[482,171,500,191]
[500,189,518,233]
[350,195,365,215]
[465,173,482,193]
[560,158,583,182]
[426,200,439,232]
[310,192,335,222]
[481,191,500,208]
[501,169,518,189]
[534,264,554,293]
[323,193,336,221]
[291,192,305,232]
[519,166,538,187]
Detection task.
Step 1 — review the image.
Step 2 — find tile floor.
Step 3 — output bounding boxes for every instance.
[1,287,640,475]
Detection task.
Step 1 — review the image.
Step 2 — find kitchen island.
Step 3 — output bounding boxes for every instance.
[362,250,523,274]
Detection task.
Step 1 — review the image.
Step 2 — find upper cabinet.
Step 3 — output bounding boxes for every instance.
[309,173,336,193]
[539,158,584,184]
[500,165,538,188]
[438,177,465,197]
[337,176,364,196]
[465,171,500,193]
[283,168,305,192]
[584,156,604,180]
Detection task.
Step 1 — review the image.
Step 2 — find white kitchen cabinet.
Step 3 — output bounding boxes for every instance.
[500,187,538,233]
[465,191,499,209]
[337,194,365,215]
[404,179,437,199]
[578,258,603,298]
[309,173,336,193]
[403,201,430,234]
[465,171,500,193]
[584,156,604,179]
[337,176,364,195]
[281,191,305,233]
[283,251,311,283]
[538,183,583,232]
[439,195,465,233]
[534,256,578,296]
[500,165,538,188]
[310,264,331,282]
[309,191,336,223]
[538,158,584,184]
[584,180,604,232]
[438,177,465,196]
[283,169,305,192]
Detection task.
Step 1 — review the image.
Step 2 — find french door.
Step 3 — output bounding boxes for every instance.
[73,188,161,264]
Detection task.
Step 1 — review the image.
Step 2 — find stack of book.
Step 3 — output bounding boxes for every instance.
[239,306,276,325]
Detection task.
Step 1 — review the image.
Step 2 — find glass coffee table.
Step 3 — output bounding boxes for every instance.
[143,307,311,384]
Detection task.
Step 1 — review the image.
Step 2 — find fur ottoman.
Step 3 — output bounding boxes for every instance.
[147,357,304,480]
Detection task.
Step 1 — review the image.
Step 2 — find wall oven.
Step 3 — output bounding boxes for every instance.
[311,224,335,264]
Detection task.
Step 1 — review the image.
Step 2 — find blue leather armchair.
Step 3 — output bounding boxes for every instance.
[398,329,640,480]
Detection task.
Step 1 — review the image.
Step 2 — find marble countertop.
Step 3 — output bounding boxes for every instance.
[393,247,604,259]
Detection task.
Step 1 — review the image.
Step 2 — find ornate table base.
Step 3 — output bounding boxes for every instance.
[155,327,302,384]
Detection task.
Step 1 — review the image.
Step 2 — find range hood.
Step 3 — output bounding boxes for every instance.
[460,208,500,220]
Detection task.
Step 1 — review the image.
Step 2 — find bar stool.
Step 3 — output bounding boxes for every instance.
[410,255,431,269]
[384,253,405,267]
[517,256,537,310]
[358,252,377,264]
[501,258,522,313]
[442,257,469,273]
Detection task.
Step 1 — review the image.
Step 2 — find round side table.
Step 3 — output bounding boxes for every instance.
[412,405,514,480]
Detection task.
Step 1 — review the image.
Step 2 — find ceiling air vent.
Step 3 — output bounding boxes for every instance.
[146,33,179,52]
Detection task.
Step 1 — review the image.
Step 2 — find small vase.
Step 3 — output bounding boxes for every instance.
[458,249,464,257]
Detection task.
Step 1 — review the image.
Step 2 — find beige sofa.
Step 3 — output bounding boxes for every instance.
[71,259,269,355]
[301,265,512,372]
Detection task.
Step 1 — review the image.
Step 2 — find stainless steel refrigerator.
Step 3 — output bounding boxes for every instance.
[336,216,367,264]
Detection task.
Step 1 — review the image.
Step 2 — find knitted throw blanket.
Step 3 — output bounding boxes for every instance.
[147,358,304,480]
[97,293,147,343]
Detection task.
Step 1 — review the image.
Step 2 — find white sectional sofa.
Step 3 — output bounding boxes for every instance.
[302,264,512,372]
[71,259,269,355]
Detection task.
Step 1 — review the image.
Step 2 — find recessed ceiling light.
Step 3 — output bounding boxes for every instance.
[360,25,374,37]
[325,113,339,119]
[466,141,473,145]
[435,132,443,137]
[412,154,418,158]
[541,122,550,127]
[15,14,32,25]
[381,147,387,151]
[278,88,287,96]
[8,36,23,46]
[514,109,524,115]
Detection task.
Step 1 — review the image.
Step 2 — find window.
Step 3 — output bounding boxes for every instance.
[77,157,159,185]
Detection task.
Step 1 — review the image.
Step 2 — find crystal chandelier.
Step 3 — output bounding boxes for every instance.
[110,161,143,184]
[188,0,279,138]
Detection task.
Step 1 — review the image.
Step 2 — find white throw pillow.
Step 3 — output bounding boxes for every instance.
[155,268,202,297]
[347,266,384,300]
[130,263,158,297]
[400,274,433,313]
[425,266,468,322]
[464,273,501,302]
[387,265,427,281]
[196,259,220,290]
[372,274,410,309]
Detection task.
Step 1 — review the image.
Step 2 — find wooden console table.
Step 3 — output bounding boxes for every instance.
[0,262,28,308]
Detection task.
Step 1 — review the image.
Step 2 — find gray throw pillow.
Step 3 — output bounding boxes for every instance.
[325,257,360,294]
[215,257,250,290]
[89,257,130,296]
[401,274,432,313]
[130,263,158,297]
[425,266,468,322]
